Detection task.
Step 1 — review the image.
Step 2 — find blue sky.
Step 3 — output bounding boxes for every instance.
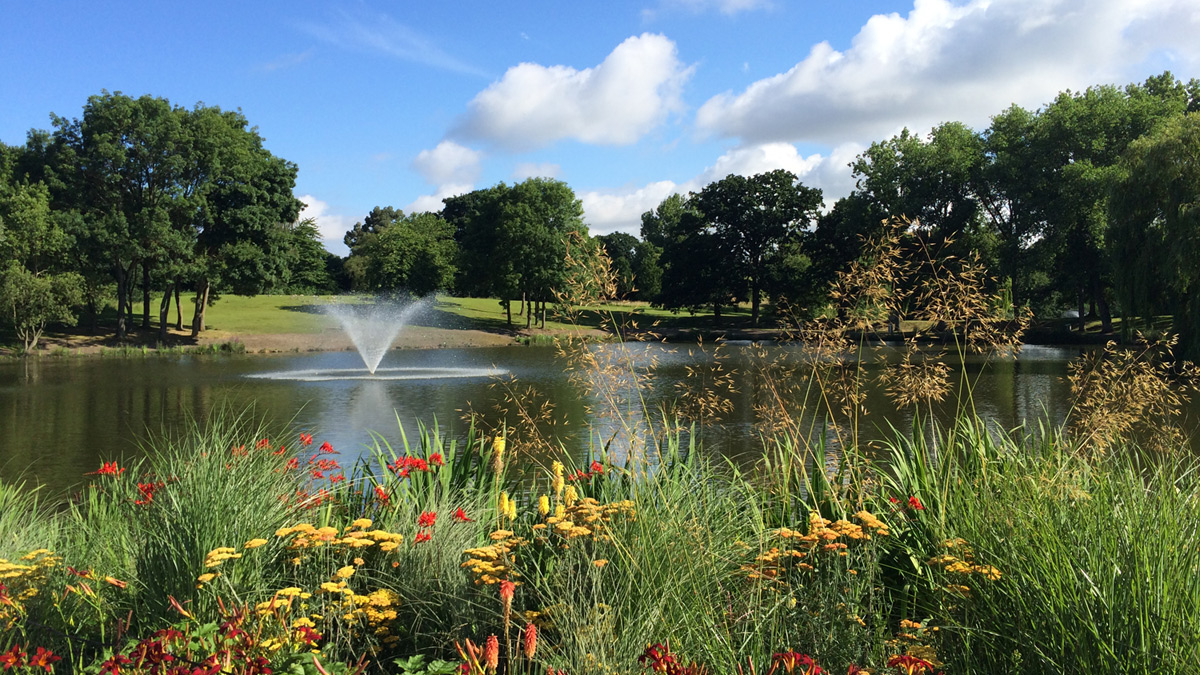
[3,0,1198,255]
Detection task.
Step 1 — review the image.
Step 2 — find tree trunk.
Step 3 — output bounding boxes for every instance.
[539,300,546,329]
[1077,290,1087,332]
[174,284,183,331]
[115,262,128,340]
[526,295,532,329]
[504,299,512,327]
[751,284,761,327]
[517,293,524,315]
[142,262,151,330]
[191,280,210,337]
[713,302,722,325]
[158,284,173,344]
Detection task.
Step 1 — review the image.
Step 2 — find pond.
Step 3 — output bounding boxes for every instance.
[0,342,1166,495]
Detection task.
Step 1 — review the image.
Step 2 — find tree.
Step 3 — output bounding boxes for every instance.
[448,179,587,327]
[691,170,822,325]
[276,218,336,294]
[346,211,457,296]
[648,194,737,319]
[597,232,640,299]
[1109,113,1200,356]
[0,180,83,350]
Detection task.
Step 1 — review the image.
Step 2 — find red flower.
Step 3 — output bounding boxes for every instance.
[318,441,336,454]
[773,652,822,675]
[285,458,300,470]
[452,507,473,523]
[95,461,126,476]
[374,485,390,504]
[300,433,313,446]
[887,655,934,675]
[273,445,287,455]
[847,665,865,675]
[429,453,445,467]
[294,625,323,646]
[99,654,132,675]
[135,481,163,506]
[231,444,247,457]
[417,511,437,527]
[0,645,25,671]
[414,532,432,544]
[907,496,925,511]
[500,579,515,604]
[590,460,604,474]
[889,496,901,504]
[310,470,325,480]
[27,647,60,673]
[330,473,346,484]
[256,438,271,449]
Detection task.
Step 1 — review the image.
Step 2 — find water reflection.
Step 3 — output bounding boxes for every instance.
[1,344,1191,496]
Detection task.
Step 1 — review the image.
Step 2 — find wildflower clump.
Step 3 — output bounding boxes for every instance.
[926,537,1001,598]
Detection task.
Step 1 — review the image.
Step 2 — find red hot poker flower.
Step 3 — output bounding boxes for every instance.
[417,511,437,527]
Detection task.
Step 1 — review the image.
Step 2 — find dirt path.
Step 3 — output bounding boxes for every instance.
[210,325,520,353]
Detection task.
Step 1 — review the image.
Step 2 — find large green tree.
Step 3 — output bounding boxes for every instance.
[0,180,83,350]
[1110,113,1200,356]
[345,210,457,297]
[691,170,822,325]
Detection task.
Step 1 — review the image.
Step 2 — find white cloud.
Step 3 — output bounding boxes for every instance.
[580,141,861,235]
[696,0,1200,145]
[412,141,483,187]
[453,33,692,150]
[298,194,352,241]
[580,180,680,235]
[512,162,562,180]
[406,183,474,215]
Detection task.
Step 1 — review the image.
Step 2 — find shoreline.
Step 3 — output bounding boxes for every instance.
[4,322,1112,359]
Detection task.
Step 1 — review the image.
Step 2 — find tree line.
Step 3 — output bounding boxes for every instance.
[0,91,338,349]
[4,73,1200,353]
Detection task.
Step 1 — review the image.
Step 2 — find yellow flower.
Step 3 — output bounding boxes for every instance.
[378,541,399,552]
[552,461,565,498]
[564,485,578,508]
[592,559,609,568]
[499,492,511,519]
[538,495,550,516]
[555,503,566,520]
[493,436,506,458]
[197,573,218,584]
[336,566,356,579]
[351,518,373,529]
[353,557,365,566]
[506,497,517,521]
[275,527,295,538]
[244,538,268,549]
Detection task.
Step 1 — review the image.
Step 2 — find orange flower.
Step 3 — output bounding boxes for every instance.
[484,635,499,672]
[522,623,537,659]
[887,655,934,675]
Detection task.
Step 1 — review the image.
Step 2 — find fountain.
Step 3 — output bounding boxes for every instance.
[245,298,507,382]
[325,300,425,374]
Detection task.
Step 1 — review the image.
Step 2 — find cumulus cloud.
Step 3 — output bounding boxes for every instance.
[453,33,692,150]
[696,0,1200,145]
[298,195,352,241]
[412,141,483,187]
[406,183,474,215]
[579,141,861,235]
